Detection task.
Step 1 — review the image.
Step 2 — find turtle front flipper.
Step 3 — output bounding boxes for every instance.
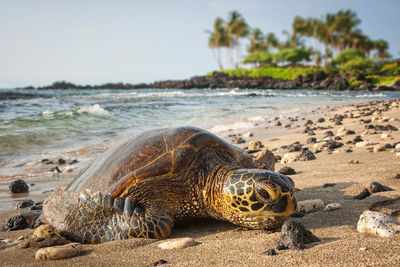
[43,187,173,243]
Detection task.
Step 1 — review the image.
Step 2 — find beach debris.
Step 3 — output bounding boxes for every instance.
[323,183,336,188]
[346,159,359,164]
[299,148,316,161]
[16,199,35,209]
[373,144,386,152]
[35,243,82,260]
[4,215,27,231]
[323,203,342,212]
[158,237,196,250]
[353,188,371,200]
[297,199,324,214]
[281,152,300,164]
[249,141,263,150]
[57,158,66,164]
[264,248,277,256]
[357,211,400,237]
[277,220,320,250]
[369,182,393,193]
[151,259,169,266]
[9,179,29,194]
[278,166,296,175]
[243,132,253,138]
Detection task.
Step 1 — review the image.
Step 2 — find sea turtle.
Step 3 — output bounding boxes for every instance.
[43,126,297,243]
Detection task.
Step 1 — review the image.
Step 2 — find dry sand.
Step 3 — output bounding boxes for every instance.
[1,99,400,266]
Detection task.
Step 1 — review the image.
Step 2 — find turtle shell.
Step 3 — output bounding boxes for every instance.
[67,126,249,197]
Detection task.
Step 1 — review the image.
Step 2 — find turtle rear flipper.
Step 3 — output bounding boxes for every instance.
[43,187,173,243]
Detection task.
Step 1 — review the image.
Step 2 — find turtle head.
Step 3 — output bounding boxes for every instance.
[221,169,297,229]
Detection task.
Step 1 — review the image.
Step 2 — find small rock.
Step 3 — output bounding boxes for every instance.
[9,179,29,194]
[4,215,27,231]
[357,211,400,237]
[275,121,282,126]
[325,130,334,137]
[57,158,66,164]
[69,159,79,165]
[41,158,49,163]
[158,237,196,250]
[49,166,61,173]
[281,152,300,164]
[323,183,336,188]
[283,123,291,128]
[249,141,263,150]
[353,188,370,200]
[2,239,13,244]
[307,137,317,144]
[352,136,363,144]
[233,137,246,144]
[264,248,277,256]
[297,199,324,214]
[317,118,325,123]
[277,220,319,250]
[278,166,296,175]
[345,148,353,153]
[360,247,368,251]
[356,141,375,147]
[151,259,169,266]
[243,132,253,138]
[62,168,74,173]
[395,173,400,179]
[381,133,390,139]
[370,182,393,193]
[299,149,316,161]
[35,243,82,260]
[16,199,35,209]
[323,203,342,212]
[373,144,386,152]
[395,143,400,149]
[346,160,359,164]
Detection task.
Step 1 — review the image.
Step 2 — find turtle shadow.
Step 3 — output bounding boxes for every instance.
[170,219,237,239]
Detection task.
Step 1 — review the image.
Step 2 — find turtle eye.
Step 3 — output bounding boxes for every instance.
[258,188,270,199]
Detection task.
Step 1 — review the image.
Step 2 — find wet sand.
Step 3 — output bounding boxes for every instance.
[1,99,400,266]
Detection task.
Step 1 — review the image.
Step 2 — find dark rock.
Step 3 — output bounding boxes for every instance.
[345,149,353,153]
[275,121,282,126]
[324,130,334,137]
[288,143,302,152]
[247,149,261,154]
[264,248,277,256]
[278,166,296,175]
[277,220,320,250]
[370,182,393,193]
[359,82,375,91]
[320,77,334,88]
[365,124,375,129]
[352,136,363,144]
[4,215,27,231]
[275,156,281,162]
[233,137,246,144]
[151,259,169,266]
[317,118,325,123]
[325,141,344,150]
[45,161,54,165]
[299,148,316,161]
[307,137,317,144]
[335,119,343,125]
[9,180,29,194]
[41,158,49,163]
[69,159,79,165]
[353,188,371,200]
[375,125,398,131]
[16,199,35,209]
[384,143,393,149]
[395,173,400,179]
[334,136,342,140]
[57,158,66,164]
[290,212,304,218]
[323,183,336,188]
[304,120,313,125]
[346,130,356,135]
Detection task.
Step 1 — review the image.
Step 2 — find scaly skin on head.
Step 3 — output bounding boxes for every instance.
[203,167,297,230]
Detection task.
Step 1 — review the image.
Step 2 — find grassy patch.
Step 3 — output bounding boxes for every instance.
[366,75,400,85]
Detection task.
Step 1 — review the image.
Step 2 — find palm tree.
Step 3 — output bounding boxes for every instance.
[207,17,228,70]
[248,28,265,53]
[291,16,308,48]
[373,39,390,60]
[227,10,249,68]
[265,32,279,52]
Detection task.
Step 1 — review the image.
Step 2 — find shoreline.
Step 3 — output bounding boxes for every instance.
[0,98,400,265]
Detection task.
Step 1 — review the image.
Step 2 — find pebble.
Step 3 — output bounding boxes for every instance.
[264,248,277,256]
[158,237,196,250]
[233,137,246,144]
[35,243,82,260]
[323,183,336,188]
[299,149,316,161]
[396,143,400,149]
[278,166,296,175]
[297,199,324,214]
[57,158,66,164]
[381,133,390,139]
[49,166,61,173]
[69,159,79,165]
[281,152,300,164]
[373,144,386,152]
[243,132,253,138]
[283,123,291,128]
[277,220,319,250]
[346,160,359,164]
[9,179,29,194]
[353,188,371,200]
[62,168,74,173]
[357,211,400,237]
[360,247,368,251]
[356,141,375,147]
[395,173,400,179]
[307,137,317,144]
[151,259,169,266]
[249,141,263,150]
[323,203,342,212]
[370,182,393,193]
[16,199,35,209]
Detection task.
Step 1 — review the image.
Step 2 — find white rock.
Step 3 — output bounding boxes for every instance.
[297,199,324,214]
[395,143,400,149]
[396,152,400,157]
[337,127,347,136]
[360,247,368,251]
[381,133,390,139]
[323,203,342,212]
[281,152,300,164]
[313,142,326,149]
[243,132,253,138]
[357,211,400,237]
[158,237,196,250]
[355,141,375,147]
[35,243,82,260]
[373,144,386,153]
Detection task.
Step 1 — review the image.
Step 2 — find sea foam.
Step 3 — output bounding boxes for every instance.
[77,104,109,116]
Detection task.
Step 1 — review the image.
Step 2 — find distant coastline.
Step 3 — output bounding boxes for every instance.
[15,71,400,92]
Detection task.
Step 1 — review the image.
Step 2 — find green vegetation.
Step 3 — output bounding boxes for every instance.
[333,49,365,65]
[366,75,400,86]
[339,57,376,75]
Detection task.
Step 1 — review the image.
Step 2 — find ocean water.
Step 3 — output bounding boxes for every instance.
[0,88,399,166]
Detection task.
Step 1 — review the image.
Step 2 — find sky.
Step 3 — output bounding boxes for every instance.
[0,0,399,88]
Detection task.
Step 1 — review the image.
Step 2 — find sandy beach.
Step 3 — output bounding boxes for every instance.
[1,98,400,266]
